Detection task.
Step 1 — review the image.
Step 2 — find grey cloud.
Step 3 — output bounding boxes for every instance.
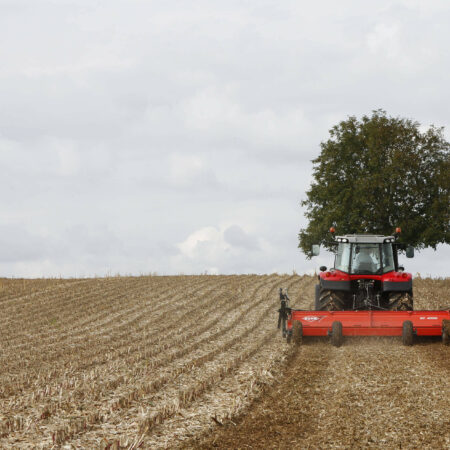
[224,225,259,251]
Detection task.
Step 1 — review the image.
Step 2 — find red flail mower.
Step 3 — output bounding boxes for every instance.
[278,228,450,347]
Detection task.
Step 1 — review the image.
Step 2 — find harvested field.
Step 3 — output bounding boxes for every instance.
[0,275,448,448]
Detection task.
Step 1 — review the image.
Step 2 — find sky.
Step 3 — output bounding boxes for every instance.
[0,0,449,278]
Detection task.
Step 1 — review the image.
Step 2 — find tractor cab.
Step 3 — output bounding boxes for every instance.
[333,235,406,275]
[311,228,415,311]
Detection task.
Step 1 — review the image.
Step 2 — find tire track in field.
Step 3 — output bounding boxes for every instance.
[188,339,333,450]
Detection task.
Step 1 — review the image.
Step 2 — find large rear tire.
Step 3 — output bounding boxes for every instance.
[402,320,414,346]
[292,320,303,345]
[314,285,320,310]
[318,288,346,311]
[388,292,413,311]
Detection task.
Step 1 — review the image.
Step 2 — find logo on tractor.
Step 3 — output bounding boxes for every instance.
[302,316,322,322]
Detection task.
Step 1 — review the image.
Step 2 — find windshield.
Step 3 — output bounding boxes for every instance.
[334,242,395,274]
[351,244,381,274]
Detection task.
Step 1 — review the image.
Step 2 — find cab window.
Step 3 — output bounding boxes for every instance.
[350,244,382,274]
[335,243,351,273]
[381,243,395,273]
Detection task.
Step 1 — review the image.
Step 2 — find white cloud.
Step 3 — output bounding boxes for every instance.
[174,223,292,274]
[178,226,229,260]
[178,224,262,262]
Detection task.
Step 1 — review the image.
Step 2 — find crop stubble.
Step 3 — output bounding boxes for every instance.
[0,275,448,448]
[189,276,450,449]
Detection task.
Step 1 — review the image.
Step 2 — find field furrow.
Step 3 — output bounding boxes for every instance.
[0,277,227,402]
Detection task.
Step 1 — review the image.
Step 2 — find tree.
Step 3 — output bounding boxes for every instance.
[299,110,450,257]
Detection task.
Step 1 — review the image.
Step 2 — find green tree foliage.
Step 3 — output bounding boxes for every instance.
[299,110,450,257]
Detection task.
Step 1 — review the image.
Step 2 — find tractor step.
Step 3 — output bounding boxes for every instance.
[286,310,450,346]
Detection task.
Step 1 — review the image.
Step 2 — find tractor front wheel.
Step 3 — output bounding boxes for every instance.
[314,285,321,310]
[318,289,346,311]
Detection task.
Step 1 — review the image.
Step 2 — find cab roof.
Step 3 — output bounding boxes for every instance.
[335,234,396,243]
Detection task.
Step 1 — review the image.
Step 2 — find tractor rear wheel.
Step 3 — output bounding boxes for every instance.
[388,292,413,311]
[314,285,320,310]
[442,320,450,345]
[402,320,414,346]
[318,289,346,311]
[331,321,343,347]
[292,320,303,345]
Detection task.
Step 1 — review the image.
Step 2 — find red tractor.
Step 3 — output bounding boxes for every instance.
[313,228,414,311]
[277,227,450,346]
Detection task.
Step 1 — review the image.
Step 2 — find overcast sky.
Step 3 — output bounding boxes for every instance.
[0,0,449,278]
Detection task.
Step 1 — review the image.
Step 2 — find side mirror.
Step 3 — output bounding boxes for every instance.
[312,245,320,256]
[319,266,327,272]
[406,246,414,258]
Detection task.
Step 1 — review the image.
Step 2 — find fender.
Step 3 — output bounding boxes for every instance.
[320,270,413,292]
[320,269,351,291]
[382,271,413,292]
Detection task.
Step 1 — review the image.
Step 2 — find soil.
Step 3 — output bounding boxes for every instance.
[186,338,449,449]
[0,276,448,448]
